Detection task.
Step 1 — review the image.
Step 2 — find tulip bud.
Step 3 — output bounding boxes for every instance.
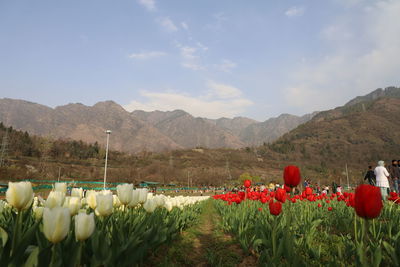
[116,184,133,205]
[75,212,95,241]
[64,196,81,216]
[33,206,44,221]
[71,188,83,199]
[43,207,71,243]
[6,182,34,211]
[85,190,97,209]
[45,191,66,209]
[138,188,148,204]
[113,195,121,208]
[143,198,157,213]
[54,183,67,194]
[95,193,113,217]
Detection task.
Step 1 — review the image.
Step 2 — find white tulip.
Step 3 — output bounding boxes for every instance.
[143,198,157,213]
[128,190,140,207]
[164,200,173,212]
[95,193,113,217]
[45,191,65,209]
[154,195,165,207]
[85,190,98,209]
[43,207,71,243]
[138,188,148,204]
[54,183,67,194]
[116,184,133,205]
[75,212,95,241]
[6,181,34,211]
[71,188,83,199]
[64,197,81,216]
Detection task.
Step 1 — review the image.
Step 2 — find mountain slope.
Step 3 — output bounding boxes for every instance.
[264,97,400,170]
[345,86,400,106]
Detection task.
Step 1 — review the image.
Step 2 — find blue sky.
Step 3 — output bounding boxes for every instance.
[1,0,399,120]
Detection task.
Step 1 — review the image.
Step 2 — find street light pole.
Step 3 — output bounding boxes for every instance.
[104,130,112,190]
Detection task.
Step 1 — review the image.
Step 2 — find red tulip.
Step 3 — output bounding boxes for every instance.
[305,187,313,196]
[275,188,287,203]
[318,203,322,208]
[258,207,263,211]
[283,165,301,187]
[269,200,282,216]
[354,184,383,219]
[328,207,332,211]
[244,180,251,188]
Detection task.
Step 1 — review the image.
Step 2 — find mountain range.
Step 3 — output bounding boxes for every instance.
[0,98,316,152]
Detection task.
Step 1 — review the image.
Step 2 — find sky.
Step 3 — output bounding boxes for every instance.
[0,0,399,121]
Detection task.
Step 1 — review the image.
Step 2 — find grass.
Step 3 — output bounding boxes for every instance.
[145,199,255,267]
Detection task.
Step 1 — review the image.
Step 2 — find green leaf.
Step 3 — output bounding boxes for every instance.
[24,246,39,267]
[0,226,8,247]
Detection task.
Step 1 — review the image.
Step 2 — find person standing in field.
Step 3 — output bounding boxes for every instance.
[388,160,400,193]
[374,160,390,200]
[364,166,376,185]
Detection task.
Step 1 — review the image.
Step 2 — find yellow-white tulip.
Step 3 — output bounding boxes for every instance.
[64,196,81,216]
[71,188,83,199]
[43,207,71,244]
[113,195,121,208]
[164,200,173,212]
[85,190,97,209]
[45,191,65,209]
[6,181,34,211]
[95,194,113,217]
[116,184,133,205]
[75,212,95,241]
[54,183,67,194]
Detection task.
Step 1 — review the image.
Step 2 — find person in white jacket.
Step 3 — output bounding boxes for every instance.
[374,160,390,200]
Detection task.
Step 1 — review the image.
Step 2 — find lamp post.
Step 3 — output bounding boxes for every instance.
[104,130,112,190]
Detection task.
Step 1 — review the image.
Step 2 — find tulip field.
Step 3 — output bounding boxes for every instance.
[0,182,208,266]
[1,165,400,266]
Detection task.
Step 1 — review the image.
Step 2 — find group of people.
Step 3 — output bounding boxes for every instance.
[364,160,400,200]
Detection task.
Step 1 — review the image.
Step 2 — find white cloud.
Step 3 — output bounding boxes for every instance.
[124,82,252,118]
[176,43,205,71]
[284,0,400,112]
[207,81,242,99]
[181,22,189,30]
[214,59,237,73]
[128,51,166,60]
[137,0,156,11]
[285,6,305,17]
[157,17,178,32]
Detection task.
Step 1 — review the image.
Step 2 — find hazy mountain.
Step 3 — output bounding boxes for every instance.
[132,110,246,148]
[237,113,318,146]
[0,99,182,152]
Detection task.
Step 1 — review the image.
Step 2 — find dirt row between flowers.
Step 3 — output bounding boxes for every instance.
[145,199,258,267]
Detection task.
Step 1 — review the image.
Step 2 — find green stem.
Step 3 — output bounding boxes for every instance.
[10,210,22,257]
[272,218,277,259]
[50,244,58,267]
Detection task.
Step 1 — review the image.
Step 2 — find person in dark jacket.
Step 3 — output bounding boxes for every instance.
[388,160,400,193]
[364,166,376,185]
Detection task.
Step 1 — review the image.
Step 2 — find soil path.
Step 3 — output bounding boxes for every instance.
[146,200,257,267]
